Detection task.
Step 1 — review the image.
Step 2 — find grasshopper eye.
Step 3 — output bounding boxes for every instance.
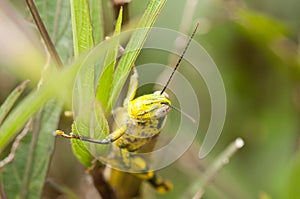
[155,105,171,117]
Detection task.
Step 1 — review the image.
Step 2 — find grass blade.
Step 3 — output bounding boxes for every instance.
[70,0,97,166]
[0,80,30,125]
[0,64,79,153]
[108,0,167,108]
[89,0,104,44]
[70,0,94,56]
[96,7,123,114]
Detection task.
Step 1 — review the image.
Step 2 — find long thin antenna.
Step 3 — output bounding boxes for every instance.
[160,22,199,95]
[170,105,196,123]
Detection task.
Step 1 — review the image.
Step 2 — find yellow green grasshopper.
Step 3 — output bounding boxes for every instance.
[56,23,199,193]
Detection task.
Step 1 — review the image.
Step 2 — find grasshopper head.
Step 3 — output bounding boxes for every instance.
[128,91,171,121]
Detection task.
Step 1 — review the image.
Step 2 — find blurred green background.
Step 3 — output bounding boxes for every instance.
[1,0,300,198]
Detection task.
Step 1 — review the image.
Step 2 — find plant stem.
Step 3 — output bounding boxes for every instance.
[192,138,245,199]
[25,0,63,68]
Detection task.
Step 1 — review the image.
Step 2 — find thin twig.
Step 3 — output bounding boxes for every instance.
[192,138,245,199]
[25,0,63,68]
[0,119,32,169]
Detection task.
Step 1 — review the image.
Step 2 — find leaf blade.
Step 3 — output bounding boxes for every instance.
[70,0,94,56]
[1,100,62,199]
[35,0,73,64]
[108,0,167,108]
[0,80,30,125]
[96,7,123,114]
[89,0,104,44]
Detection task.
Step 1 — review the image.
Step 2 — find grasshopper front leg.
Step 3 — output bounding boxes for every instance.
[55,125,127,144]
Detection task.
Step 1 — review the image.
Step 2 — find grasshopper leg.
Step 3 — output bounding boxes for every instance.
[134,171,173,193]
[55,125,127,144]
[127,154,173,193]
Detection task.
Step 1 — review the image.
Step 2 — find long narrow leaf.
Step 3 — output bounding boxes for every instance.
[70,0,95,112]
[96,7,123,114]
[0,65,79,152]
[89,0,104,44]
[35,0,73,64]
[1,100,62,199]
[108,0,167,108]
[70,0,100,166]
[0,80,30,125]
[0,43,110,159]
[70,0,94,56]
[70,0,166,166]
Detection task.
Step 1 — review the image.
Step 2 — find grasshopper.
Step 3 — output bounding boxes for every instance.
[56,23,199,193]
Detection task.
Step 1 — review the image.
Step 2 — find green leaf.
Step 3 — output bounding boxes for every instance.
[0,90,49,151]
[0,100,62,199]
[70,0,166,166]
[108,0,167,108]
[88,0,104,44]
[93,102,110,138]
[35,0,73,64]
[71,102,110,167]
[70,123,94,167]
[70,0,96,118]
[72,0,165,166]
[70,0,100,166]
[0,33,111,154]
[96,7,123,114]
[0,65,79,152]
[0,80,30,125]
[0,0,75,154]
[70,0,94,56]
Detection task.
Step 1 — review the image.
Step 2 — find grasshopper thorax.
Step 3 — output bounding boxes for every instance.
[128,91,171,122]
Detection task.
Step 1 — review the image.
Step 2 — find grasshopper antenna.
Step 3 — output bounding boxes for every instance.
[160,22,199,95]
[170,105,196,123]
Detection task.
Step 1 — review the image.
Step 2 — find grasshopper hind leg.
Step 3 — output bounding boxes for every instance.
[122,153,173,193]
[148,173,173,193]
[134,171,173,193]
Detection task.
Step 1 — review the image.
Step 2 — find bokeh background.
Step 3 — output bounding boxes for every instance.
[1,0,300,198]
